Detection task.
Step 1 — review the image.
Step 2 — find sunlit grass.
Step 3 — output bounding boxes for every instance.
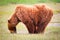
[54,10,60,14]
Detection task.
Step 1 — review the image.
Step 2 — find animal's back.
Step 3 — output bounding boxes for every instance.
[16,4,53,26]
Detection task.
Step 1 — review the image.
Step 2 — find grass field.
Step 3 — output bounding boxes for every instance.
[0,3,60,40]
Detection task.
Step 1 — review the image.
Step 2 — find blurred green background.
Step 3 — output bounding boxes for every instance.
[0,0,60,5]
[0,0,60,40]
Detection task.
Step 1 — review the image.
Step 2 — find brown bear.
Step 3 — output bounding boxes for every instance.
[8,4,53,33]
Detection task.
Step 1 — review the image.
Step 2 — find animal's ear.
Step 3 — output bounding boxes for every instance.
[8,20,10,23]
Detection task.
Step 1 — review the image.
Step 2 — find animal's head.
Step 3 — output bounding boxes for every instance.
[8,20,16,33]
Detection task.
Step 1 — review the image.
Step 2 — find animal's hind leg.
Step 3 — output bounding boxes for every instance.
[38,15,53,33]
[36,20,51,33]
[39,21,49,33]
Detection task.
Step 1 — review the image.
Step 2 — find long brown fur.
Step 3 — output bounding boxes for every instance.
[8,4,53,33]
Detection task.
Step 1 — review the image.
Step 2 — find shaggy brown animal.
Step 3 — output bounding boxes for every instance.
[8,4,53,33]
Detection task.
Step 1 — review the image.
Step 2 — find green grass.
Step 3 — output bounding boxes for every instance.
[0,0,60,5]
[54,10,60,13]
